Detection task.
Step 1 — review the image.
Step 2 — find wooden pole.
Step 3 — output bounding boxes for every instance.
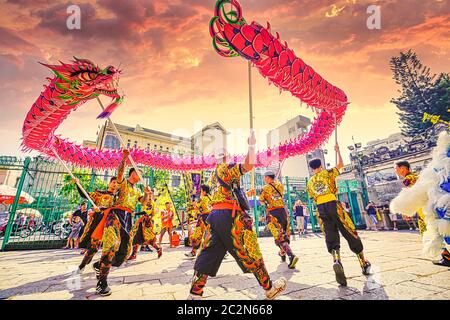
[164,182,182,230]
[51,149,98,209]
[334,112,338,165]
[248,61,255,189]
[248,61,260,235]
[96,97,147,188]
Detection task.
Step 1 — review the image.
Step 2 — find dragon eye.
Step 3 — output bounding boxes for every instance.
[106,66,115,75]
[79,72,97,81]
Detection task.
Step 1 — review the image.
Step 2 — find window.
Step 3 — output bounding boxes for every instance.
[104,134,120,150]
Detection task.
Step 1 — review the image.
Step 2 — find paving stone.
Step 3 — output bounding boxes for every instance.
[0,231,448,300]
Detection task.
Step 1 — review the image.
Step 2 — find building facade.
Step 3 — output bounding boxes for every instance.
[346,124,446,205]
[267,115,326,178]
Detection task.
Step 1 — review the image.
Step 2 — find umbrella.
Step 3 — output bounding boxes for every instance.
[0,185,35,205]
[16,208,41,218]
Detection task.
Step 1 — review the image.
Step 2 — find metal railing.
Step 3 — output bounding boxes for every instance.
[1,157,366,250]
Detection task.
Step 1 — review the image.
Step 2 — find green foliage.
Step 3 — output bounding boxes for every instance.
[171,184,188,211]
[290,189,308,203]
[59,170,108,205]
[390,50,450,137]
[153,170,170,191]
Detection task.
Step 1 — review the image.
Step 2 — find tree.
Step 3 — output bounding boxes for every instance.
[390,50,449,137]
[59,170,107,205]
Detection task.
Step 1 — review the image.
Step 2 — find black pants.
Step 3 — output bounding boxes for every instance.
[194,209,270,289]
[316,201,363,255]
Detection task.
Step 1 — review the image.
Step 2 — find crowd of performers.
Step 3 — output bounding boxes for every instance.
[66,131,447,299]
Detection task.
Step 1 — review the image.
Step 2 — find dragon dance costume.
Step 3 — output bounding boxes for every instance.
[307,167,371,285]
[259,180,298,268]
[188,194,212,256]
[190,163,278,297]
[398,168,450,266]
[185,201,199,246]
[402,172,427,234]
[77,188,115,271]
[128,199,162,260]
[93,177,144,295]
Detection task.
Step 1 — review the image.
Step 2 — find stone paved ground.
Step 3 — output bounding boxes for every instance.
[0,230,448,300]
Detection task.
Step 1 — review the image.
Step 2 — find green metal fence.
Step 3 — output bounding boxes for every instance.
[241,173,367,237]
[0,156,367,250]
[0,156,182,251]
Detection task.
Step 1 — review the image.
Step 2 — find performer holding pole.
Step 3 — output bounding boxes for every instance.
[306,143,371,287]
[164,182,183,233]
[260,171,299,269]
[91,149,153,296]
[188,131,287,300]
[185,185,212,258]
[128,193,162,261]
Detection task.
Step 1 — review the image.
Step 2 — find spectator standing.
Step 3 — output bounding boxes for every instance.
[64,216,84,249]
[293,200,304,235]
[71,201,89,254]
[71,201,88,235]
[365,201,378,231]
[303,203,310,234]
[159,202,175,248]
[389,211,399,231]
[403,214,418,231]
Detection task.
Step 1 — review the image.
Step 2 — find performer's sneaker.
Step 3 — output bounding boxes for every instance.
[265,277,287,300]
[92,261,100,280]
[157,249,163,259]
[184,252,196,259]
[279,252,286,263]
[95,281,112,297]
[127,254,137,261]
[361,261,372,275]
[432,258,450,267]
[187,293,203,300]
[288,256,299,269]
[333,261,347,286]
[77,266,85,274]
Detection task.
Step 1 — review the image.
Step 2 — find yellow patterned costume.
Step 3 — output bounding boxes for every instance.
[403,172,426,235]
[98,179,143,281]
[307,168,363,255]
[190,195,212,254]
[190,163,272,296]
[129,199,162,260]
[259,181,294,259]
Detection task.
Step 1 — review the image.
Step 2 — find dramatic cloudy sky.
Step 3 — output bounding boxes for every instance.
[1,0,449,164]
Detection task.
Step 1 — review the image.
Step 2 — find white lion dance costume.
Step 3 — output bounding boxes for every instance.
[390,131,450,266]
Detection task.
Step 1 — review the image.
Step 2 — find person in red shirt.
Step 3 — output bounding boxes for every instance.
[159,202,175,248]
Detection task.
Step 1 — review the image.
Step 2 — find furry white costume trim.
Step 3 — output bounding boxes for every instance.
[390,131,450,259]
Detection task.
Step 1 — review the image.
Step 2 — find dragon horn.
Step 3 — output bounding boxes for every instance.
[39,61,59,70]
[73,56,95,66]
